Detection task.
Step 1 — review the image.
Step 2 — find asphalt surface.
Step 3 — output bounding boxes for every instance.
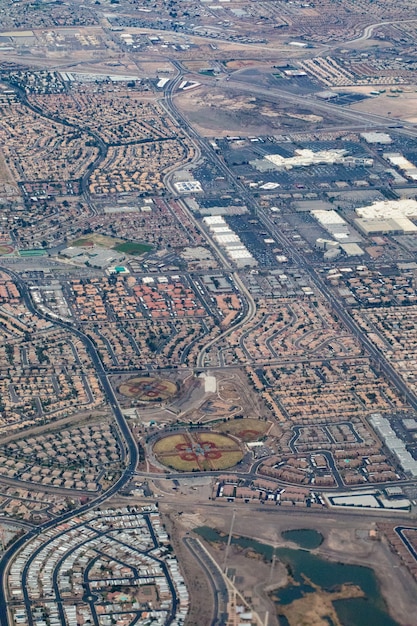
[183,536,228,626]
[395,526,417,561]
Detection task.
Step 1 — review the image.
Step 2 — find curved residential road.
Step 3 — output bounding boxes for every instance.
[0,268,139,626]
[9,83,108,196]
[342,19,417,46]
[394,526,417,562]
[196,272,256,368]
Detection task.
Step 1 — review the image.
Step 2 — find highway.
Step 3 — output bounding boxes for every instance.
[162,68,417,416]
[188,71,417,141]
[163,72,417,412]
[2,53,417,626]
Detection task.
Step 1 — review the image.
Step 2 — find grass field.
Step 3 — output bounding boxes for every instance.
[72,234,122,248]
[19,249,47,257]
[114,241,152,256]
[198,432,238,449]
[161,455,203,471]
[160,450,243,472]
[73,234,151,257]
[217,418,269,442]
[153,435,186,454]
[119,376,177,401]
[206,451,243,470]
[0,244,14,255]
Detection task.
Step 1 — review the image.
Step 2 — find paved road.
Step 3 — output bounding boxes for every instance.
[341,19,417,46]
[165,73,417,416]
[196,272,256,368]
[394,526,417,562]
[257,207,417,413]
[183,536,228,626]
[195,73,417,139]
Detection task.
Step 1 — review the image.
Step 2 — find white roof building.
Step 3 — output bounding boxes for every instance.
[266,148,347,170]
[383,153,417,181]
[355,198,417,220]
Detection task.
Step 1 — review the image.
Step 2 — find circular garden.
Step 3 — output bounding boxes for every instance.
[153,431,243,471]
[118,376,177,403]
[0,244,14,255]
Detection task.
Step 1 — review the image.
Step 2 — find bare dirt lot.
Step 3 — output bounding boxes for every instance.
[175,86,323,136]
[0,150,16,186]
[342,85,417,123]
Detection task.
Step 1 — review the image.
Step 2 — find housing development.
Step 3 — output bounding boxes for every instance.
[0,0,417,625]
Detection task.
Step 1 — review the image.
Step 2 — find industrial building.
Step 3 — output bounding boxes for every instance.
[203,216,257,267]
[61,246,125,269]
[315,238,364,258]
[259,148,373,171]
[354,216,417,235]
[383,153,417,181]
[369,413,417,477]
[311,209,362,243]
[354,198,417,236]
[360,132,392,144]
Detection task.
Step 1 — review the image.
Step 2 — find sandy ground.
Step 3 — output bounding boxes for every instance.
[162,509,217,626]
[339,85,417,123]
[0,150,16,186]
[175,85,324,137]
[156,500,417,626]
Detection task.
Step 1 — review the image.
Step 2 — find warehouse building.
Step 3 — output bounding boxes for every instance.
[369,413,417,477]
[354,216,417,235]
[383,153,417,181]
[202,216,257,267]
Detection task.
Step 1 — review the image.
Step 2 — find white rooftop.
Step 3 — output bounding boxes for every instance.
[311,209,347,225]
[361,132,392,144]
[355,198,417,220]
[266,148,347,170]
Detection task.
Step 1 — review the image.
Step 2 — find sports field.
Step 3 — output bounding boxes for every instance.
[0,244,14,255]
[217,418,269,442]
[119,376,177,402]
[153,431,243,471]
[114,241,152,256]
[72,234,151,256]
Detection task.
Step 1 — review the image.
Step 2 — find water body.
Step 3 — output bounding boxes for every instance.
[281,528,323,549]
[195,526,399,626]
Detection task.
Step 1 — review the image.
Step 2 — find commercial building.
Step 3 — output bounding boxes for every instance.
[369,413,417,477]
[354,216,417,235]
[256,149,373,171]
[354,198,417,235]
[361,132,392,144]
[383,153,417,181]
[203,216,257,267]
[311,209,361,242]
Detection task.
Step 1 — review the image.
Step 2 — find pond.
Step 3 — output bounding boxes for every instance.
[281,528,323,550]
[194,526,399,626]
